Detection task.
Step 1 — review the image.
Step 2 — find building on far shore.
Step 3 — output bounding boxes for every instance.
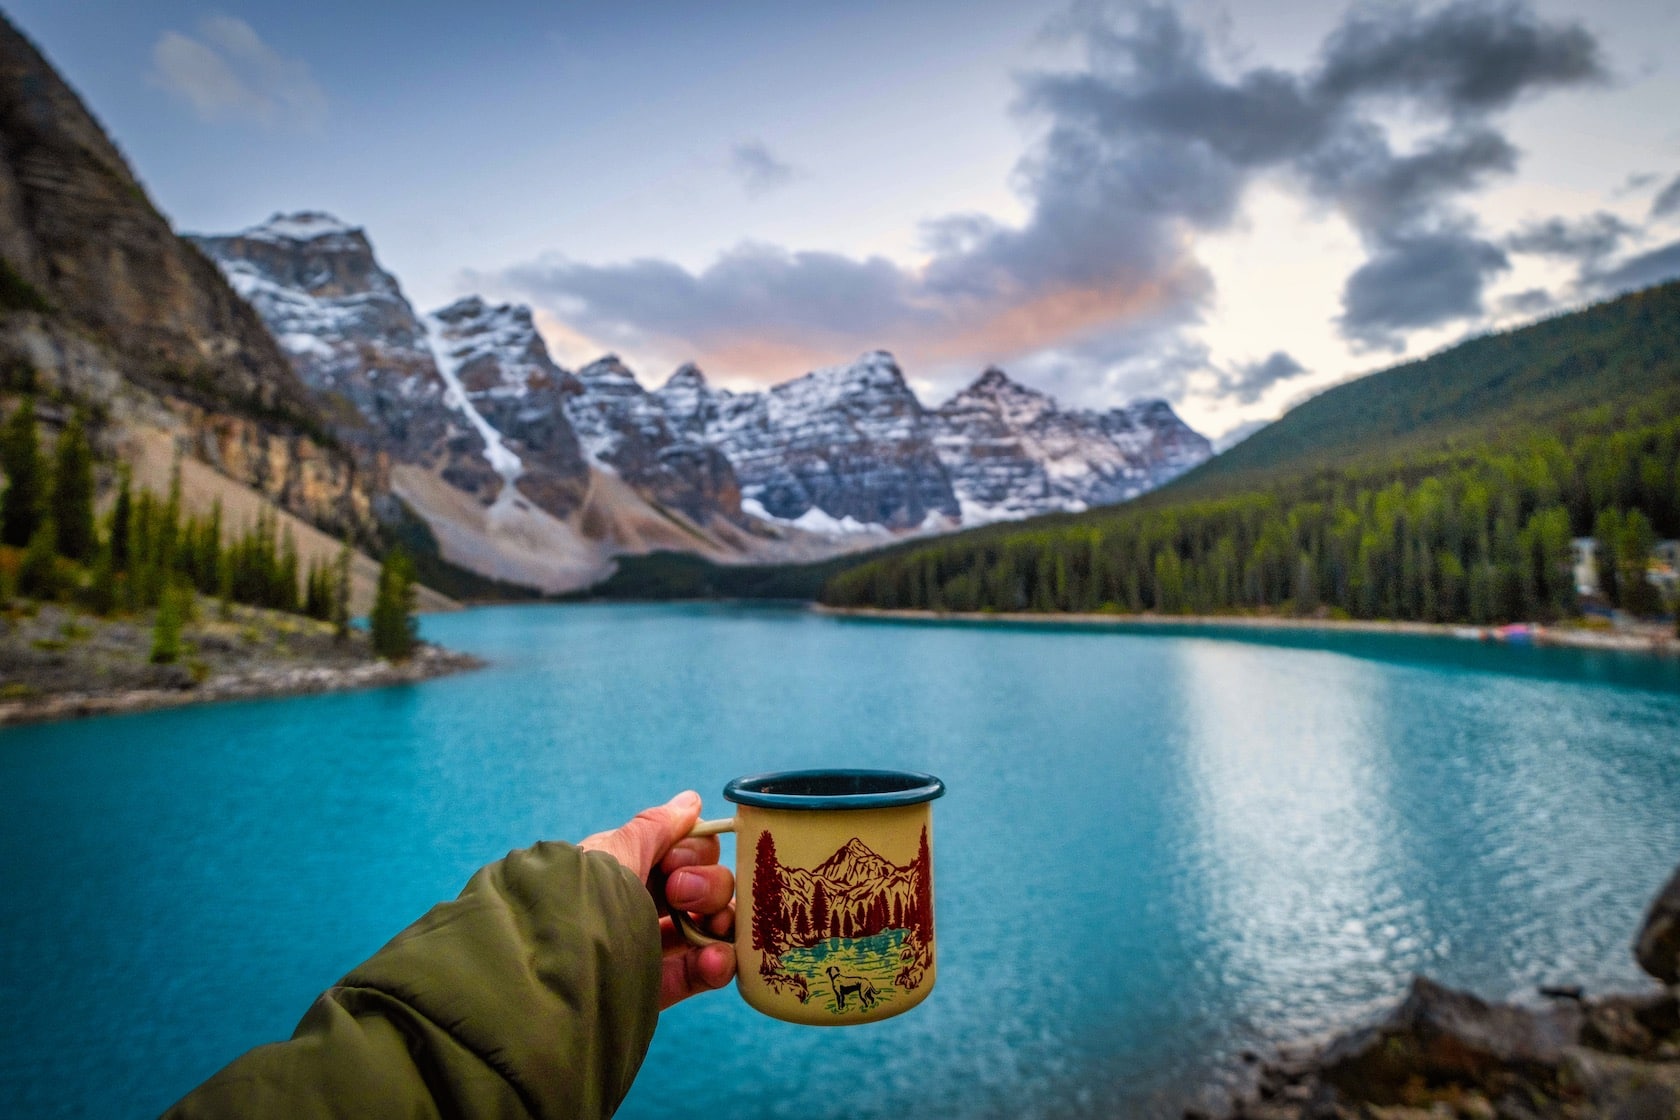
[1651,540,1680,600]
[1572,537,1599,598]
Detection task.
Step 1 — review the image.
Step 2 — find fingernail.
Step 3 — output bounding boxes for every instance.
[664,846,701,869]
[668,869,705,907]
[669,790,700,811]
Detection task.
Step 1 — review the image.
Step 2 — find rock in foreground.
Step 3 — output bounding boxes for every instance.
[1210,865,1680,1120]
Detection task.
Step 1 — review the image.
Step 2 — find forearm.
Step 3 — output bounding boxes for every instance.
[165,842,664,1120]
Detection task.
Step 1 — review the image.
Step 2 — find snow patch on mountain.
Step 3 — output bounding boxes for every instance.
[422,314,522,496]
[243,211,360,242]
[741,498,888,536]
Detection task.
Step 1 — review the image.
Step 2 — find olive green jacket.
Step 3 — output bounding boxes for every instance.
[165,842,662,1120]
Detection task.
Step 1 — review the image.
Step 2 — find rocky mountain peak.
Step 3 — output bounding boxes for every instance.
[664,362,708,390]
[577,355,643,392]
[792,350,911,401]
[246,211,363,244]
[942,366,1055,426]
[929,365,1211,523]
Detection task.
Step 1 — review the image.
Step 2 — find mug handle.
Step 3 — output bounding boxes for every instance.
[654,817,736,949]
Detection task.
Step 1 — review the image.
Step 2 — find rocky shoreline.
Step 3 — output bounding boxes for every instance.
[817,607,1680,656]
[0,601,483,726]
[1202,866,1680,1120]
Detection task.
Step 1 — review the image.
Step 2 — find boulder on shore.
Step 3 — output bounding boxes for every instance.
[1212,862,1680,1120]
[1637,864,1680,985]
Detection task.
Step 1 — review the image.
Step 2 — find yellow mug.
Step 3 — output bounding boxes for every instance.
[667,769,945,1026]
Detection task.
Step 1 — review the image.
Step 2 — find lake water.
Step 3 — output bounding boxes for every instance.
[4,604,1680,1118]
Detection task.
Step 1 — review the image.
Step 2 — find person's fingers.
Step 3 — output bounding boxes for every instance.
[659,943,736,1010]
[658,899,736,951]
[578,791,702,881]
[660,835,720,872]
[665,863,734,915]
[700,900,735,938]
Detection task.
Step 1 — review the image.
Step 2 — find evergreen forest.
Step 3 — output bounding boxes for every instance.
[823,282,1680,626]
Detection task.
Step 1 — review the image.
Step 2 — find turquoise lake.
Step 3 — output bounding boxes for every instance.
[4,603,1680,1118]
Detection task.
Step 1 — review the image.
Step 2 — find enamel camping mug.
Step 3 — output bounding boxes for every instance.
[668,769,945,1026]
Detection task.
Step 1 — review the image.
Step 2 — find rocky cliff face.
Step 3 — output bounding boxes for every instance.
[187,215,457,470]
[425,296,590,517]
[0,17,371,539]
[931,367,1212,522]
[565,355,743,525]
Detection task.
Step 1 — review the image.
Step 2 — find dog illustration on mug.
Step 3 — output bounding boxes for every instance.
[824,965,879,1011]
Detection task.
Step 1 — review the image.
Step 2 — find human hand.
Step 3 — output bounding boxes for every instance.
[579,790,737,1010]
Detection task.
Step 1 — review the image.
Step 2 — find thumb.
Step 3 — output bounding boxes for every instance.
[590,791,701,881]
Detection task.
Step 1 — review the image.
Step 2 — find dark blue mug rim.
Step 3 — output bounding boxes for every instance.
[723,768,946,811]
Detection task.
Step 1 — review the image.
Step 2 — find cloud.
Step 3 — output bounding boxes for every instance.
[490,1,1605,399]
[1506,212,1632,262]
[149,15,326,128]
[1653,174,1680,220]
[1314,0,1604,114]
[728,141,800,196]
[1587,239,1680,297]
[1217,351,1307,405]
[1499,287,1554,315]
[1339,228,1510,350]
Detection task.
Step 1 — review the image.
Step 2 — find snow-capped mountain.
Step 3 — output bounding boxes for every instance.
[194,211,1212,592]
[564,356,743,524]
[187,213,470,485]
[931,368,1212,522]
[654,351,958,531]
[424,297,590,516]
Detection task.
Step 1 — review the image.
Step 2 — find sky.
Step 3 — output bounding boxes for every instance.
[10,0,1680,441]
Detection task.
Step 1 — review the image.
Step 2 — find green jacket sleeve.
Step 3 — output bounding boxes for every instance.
[164,841,664,1120]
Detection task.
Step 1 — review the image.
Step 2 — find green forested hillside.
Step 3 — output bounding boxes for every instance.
[1163,281,1680,500]
[822,282,1680,625]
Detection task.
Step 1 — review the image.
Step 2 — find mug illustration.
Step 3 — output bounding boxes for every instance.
[751,825,933,1016]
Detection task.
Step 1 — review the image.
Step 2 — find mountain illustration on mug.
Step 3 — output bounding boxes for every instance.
[751,826,933,1015]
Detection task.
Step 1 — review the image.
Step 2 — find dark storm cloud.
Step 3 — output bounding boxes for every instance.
[1506,212,1632,262]
[1587,240,1680,297]
[1338,229,1510,351]
[1301,126,1518,235]
[1652,174,1680,220]
[1314,0,1604,114]
[492,1,1606,392]
[1218,351,1307,405]
[729,141,799,196]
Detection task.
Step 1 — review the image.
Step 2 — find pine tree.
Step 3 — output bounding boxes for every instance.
[85,545,117,616]
[108,467,132,572]
[369,546,418,660]
[150,581,185,664]
[332,541,352,643]
[1,396,44,547]
[17,519,58,599]
[49,411,95,561]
